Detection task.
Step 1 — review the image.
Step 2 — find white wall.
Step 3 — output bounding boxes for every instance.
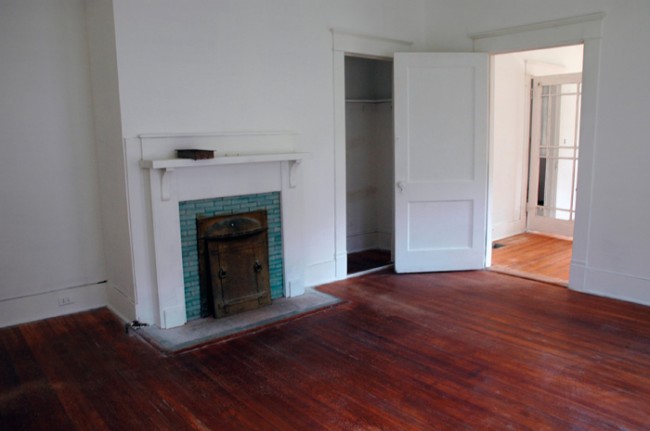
[0,0,107,326]
[85,0,136,322]
[109,0,427,322]
[345,102,393,252]
[586,2,650,301]
[491,53,528,240]
[346,103,379,251]
[374,102,395,251]
[428,0,650,305]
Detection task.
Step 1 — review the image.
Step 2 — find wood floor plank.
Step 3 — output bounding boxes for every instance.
[258,320,461,430]
[0,325,77,430]
[491,233,572,283]
[2,270,650,430]
[316,278,620,429]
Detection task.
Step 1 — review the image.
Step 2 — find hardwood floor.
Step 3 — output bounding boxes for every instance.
[491,233,572,284]
[347,249,392,274]
[3,270,650,430]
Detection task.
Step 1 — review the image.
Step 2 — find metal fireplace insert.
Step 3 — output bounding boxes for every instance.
[197,210,271,318]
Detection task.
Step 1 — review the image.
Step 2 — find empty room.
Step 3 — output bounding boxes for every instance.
[2,1,649,429]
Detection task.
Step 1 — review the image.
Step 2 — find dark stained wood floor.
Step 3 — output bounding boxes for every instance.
[2,270,650,430]
[491,233,572,285]
[347,248,392,274]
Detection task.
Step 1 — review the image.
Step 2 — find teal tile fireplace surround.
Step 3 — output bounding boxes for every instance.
[179,192,283,320]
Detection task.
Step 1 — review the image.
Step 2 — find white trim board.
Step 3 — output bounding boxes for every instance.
[469,12,605,45]
[0,282,107,328]
[471,13,605,52]
[105,282,136,324]
[331,30,411,280]
[570,265,650,307]
[332,28,413,57]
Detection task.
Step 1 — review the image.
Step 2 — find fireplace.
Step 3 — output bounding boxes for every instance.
[198,210,272,318]
[137,131,306,329]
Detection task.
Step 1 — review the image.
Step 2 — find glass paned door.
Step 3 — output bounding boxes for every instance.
[527,73,582,238]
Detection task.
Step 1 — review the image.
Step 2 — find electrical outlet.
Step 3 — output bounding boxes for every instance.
[57,296,74,307]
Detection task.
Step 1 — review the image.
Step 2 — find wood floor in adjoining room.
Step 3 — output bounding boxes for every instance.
[3,270,650,430]
[491,232,572,284]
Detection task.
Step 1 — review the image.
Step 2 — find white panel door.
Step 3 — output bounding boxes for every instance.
[394,53,489,273]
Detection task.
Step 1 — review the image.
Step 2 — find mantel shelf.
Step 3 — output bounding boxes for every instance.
[141,152,308,201]
[140,152,308,170]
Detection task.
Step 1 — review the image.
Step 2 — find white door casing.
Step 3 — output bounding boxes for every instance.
[472,12,604,290]
[331,29,414,280]
[394,53,489,273]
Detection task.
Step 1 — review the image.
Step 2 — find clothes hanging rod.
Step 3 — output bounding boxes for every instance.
[345,98,393,104]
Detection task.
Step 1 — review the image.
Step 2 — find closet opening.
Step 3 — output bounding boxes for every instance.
[344,56,394,275]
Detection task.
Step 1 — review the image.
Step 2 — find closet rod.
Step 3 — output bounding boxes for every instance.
[345,98,393,104]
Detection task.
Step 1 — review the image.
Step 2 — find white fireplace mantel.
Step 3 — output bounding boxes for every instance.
[140,152,306,170]
[141,153,306,201]
[138,132,307,329]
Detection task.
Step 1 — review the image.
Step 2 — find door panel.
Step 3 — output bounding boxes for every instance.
[408,200,473,250]
[394,53,489,273]
[406,67,476,182]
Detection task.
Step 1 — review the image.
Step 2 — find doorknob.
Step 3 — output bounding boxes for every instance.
[396,181,405,193]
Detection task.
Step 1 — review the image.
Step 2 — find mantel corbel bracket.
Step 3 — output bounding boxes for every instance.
[289,159,302,189]
[161,167,174,201]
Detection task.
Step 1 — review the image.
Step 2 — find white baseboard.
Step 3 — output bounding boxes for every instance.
[286,277,306,297]
[492,220,526,241]
[570,263,650,307]
[105,283,136,324]
[334,252,347,280]
[0,282,108,328]
[305,259,337,288]
[347,231,392,253]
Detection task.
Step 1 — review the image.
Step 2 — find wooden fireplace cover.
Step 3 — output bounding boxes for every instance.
[197,210,271,318]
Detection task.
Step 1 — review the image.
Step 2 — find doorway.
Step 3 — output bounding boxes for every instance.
[344,56,394,275]
[490,45,583,285]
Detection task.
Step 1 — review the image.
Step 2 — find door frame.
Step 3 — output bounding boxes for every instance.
[331,12,604,288]
[331,29,414,279]
[473,12,605,288]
